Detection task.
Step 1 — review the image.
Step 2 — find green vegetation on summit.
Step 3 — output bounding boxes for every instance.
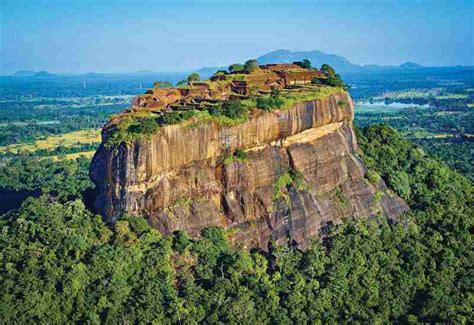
[104,62,346,148]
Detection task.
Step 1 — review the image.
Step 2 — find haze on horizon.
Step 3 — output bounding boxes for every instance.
[0,0,473,75]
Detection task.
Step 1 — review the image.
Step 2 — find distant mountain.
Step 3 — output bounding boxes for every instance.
[192,50,363,76]
[399,61,423,69]
[256,49,362,72]
[34,71,56,77]
[13,70,37,77]
[195,66,226,78]
[193,50,434,76]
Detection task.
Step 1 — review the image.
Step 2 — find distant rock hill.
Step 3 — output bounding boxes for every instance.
[194,49,429,77]
[12,70,37,77]
[34,71,56,77]
[257,49,361,72]
[399,61,423,69]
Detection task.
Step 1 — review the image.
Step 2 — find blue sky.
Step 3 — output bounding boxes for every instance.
[0,0,473,74]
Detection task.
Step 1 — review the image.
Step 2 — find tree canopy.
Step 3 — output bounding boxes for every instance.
[187,73,200,84]
[320,63,336,77]
[228,63,245,72]
[244,59,259,71]
[153,81,172,88]
[294,59,312,69]
[1,125,472,323]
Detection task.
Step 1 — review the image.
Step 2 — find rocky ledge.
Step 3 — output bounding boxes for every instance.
[91,91,408,250]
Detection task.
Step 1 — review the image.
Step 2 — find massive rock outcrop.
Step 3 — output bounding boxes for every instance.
[91,91,408,250]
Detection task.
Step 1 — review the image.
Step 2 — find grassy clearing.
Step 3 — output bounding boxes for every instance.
[278,86,344,110]
[0,129,101,153]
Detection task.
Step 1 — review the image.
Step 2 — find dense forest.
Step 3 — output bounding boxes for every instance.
[0,156,92,213]
[355,106,474,182]
[1,125,472,323]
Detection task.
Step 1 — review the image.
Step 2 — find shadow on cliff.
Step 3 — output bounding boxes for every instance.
[82,186,100,215]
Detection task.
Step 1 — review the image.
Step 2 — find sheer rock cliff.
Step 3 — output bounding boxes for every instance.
[91,92,408,250]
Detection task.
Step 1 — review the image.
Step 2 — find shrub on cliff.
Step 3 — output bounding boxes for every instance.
[256,88,284,111]
[244,59,259,72]
[223,148,248,166]
[293,59,312,69]
[176,79,188,87]
[153,81,172,88]
[209,100,248,121]
[105,116,161,148]
[228,63,245,72]
[105,111,200,148]
[321,63,336,76]
[320,63,349,90]
[187,73,200,84]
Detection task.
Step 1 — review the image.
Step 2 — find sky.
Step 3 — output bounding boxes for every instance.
[0,0,473,74]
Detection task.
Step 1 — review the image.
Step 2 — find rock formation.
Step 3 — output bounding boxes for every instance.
[91,87,408,250]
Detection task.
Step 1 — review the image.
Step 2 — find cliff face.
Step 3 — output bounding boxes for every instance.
[91,92,408,250]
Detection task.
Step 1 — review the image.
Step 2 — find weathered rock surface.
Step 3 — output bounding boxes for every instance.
[91,92,408,250]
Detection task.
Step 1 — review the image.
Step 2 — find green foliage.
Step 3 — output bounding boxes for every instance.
[209,100,248,121]
[157,110,196,125]
[356,124,473,322]
[187,73,200,84]
[213,70,228,77]
[320,63,336,77]
[302,59,311,69]
[1,124,472,323]
[414,138,474,182]
[273,169,308,203]
[223,148,248,166]
[176,79,188,87]
[105,111,197,148]
[326,74,345,88]
[354,96,473,182]
[173,230,191,253]
[366,169,381,184]
[256,88,284,111]
[228,63,244,72]
[319,63,348,90]
[105,116,160,148]
[0,155,92,213]
[293,59,312,69]
[277,86,345,110]
[387,171,411,200]
[333,186,348,211]
[373,190,384,203]
[171,197,192,207]
[273,172,294,203]
[244,59,259,71]
[153,81,172,88]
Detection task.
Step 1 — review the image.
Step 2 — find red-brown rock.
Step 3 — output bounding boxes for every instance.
[90,91,408,250]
